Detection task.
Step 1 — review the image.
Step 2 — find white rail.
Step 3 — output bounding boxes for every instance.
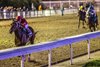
[0,31,100,67]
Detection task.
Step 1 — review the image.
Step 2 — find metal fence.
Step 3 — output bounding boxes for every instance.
[0,31,100,67]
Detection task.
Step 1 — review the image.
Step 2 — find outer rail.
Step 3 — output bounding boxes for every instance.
[0,31,100,67]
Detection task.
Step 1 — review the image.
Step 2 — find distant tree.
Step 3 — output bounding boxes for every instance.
[32,0,46,10]
[0,0,46,10]
[0,0,10,7]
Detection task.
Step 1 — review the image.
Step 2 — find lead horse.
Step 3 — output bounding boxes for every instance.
[9,19,37,61]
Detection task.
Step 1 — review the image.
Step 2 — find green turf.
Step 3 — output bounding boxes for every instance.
[83,59,100,67]
[0,13,100,67]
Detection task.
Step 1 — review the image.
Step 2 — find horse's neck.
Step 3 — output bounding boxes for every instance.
[14,29,22,39]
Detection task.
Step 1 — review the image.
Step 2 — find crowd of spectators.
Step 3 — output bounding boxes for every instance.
[0,7,33,19]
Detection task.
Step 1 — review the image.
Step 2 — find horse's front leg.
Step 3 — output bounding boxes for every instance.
[21,55,26,61]
[28,54,31,61]
[78,19,80,29]
[82,21,85,28]
[95,21,98,30]
[93,24,96,31]
[88,23,92,32]
[21,54,31,62]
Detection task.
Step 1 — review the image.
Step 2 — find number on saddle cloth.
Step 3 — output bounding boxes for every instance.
[22,28,27,33]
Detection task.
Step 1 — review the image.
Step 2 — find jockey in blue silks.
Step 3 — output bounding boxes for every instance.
[88,5,97,23]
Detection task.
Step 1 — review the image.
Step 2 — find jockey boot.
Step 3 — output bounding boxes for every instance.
[26,28,32,38]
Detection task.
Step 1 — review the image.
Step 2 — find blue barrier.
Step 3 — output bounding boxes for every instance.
[0,31,100,67]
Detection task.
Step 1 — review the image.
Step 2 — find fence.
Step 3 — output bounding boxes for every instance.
[0,8,99,20]
[42,0,100,9]
[1,0,85,19]
[42,0,87,9]
[0,31,100,67]
[0,1,100,19]
[0,9,78,19]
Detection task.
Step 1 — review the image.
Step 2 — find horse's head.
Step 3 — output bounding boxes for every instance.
[9,19,20,34]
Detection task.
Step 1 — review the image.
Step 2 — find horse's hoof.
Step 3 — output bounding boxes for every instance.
[83,26,85,28]
[28,57,31,62]
[18,55,22,57]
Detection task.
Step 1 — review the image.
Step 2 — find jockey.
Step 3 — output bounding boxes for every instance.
[78,3,84,16]
[86,2,95,18]
[79,3,84,11]
[79,6,83,11]
[88,5,96,20]
[16,16,32,37]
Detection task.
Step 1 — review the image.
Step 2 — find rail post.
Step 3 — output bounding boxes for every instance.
[21,55,25,67]
[69,44,73,65]
[87,40,90,59]
[48,49,52,67]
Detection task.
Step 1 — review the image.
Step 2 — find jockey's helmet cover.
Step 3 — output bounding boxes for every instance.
[16,16,22,21]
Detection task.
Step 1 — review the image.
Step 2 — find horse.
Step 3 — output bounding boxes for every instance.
[86,3,99,32]
[9,19,37,61]
[78,9,87,29]
[87,12,98,32]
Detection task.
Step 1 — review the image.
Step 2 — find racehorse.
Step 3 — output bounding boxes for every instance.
[78,9,87,28]
[86,3,99,32]
[9,19,37,61]
[87,12,98,32]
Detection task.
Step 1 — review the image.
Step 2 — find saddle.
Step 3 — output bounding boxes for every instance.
[21,27,32,39]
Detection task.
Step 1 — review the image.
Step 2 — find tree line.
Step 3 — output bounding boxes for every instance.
[0,0,45,10]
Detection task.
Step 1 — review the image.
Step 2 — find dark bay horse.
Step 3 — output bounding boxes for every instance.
[9,19,37,61]
[86,3,99,32]
[88,13,98,32]
[78,9,87,29]
[87,10,98,32]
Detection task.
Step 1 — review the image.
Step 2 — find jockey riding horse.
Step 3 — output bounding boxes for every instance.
[16,16,32,38]
[9,18,37,61]
[78,3,86,28]
[86,3,98,32]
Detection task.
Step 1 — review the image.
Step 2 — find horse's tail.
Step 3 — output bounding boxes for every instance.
[28,26,34,33]
[28,26,38,44]
[35,31,38,35]
[28,26,38,35]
